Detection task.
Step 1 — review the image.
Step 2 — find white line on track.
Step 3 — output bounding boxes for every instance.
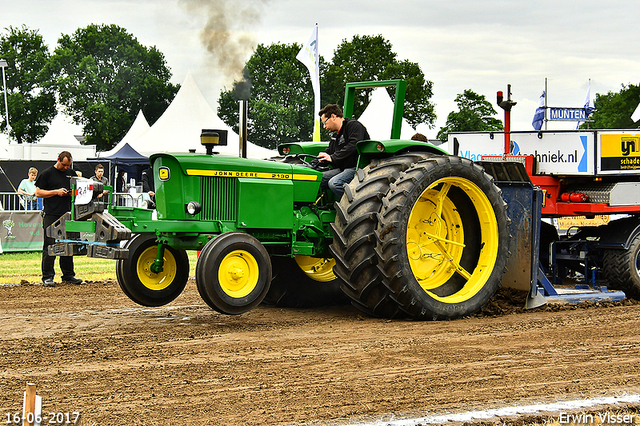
[344,394,640,425]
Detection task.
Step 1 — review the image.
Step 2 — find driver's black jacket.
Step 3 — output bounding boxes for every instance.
[326,118,370,170]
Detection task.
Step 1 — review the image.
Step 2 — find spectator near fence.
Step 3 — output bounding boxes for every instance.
[141,166,155,199]
[17,167,38,210]
[91,164,108,185]
[91,164,109,199]
[115,170,126,206]
[35,151,84,287]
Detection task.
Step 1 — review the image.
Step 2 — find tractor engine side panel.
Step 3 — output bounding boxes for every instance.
[237,178,293,229]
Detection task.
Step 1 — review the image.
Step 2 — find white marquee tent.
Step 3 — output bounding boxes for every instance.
[38,113,83,146]
[101,109,150,157]
[103,73,275,159]
[358,87,417,140]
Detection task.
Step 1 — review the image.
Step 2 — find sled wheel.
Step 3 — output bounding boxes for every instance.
[330,152,434,318]
[376,156,510,320]
[116,234,189,307]
[603,232,640,299]
[196,232,271,315]
[264,256,348,307]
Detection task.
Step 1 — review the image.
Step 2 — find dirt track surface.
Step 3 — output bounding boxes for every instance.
[1,280,640,426]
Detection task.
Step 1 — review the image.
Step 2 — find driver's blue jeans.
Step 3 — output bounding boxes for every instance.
[320,167,356,200]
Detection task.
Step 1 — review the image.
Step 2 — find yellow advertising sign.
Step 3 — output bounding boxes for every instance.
[555,215,610,233]
[600,133,640,170]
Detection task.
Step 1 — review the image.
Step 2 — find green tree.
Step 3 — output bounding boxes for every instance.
[47,24,178,151]
[323,34,436,129]
[0,25,57,144]
[586,84,640,129]
[218,43,327,149]
[436,90,503,141]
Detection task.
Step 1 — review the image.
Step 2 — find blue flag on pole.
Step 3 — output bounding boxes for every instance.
[532,91,545,130]
[577,80,595,129]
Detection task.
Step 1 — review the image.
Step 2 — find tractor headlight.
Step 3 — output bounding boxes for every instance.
[282,146,290,155]
[185,201,202,215]
[376,143,385,152]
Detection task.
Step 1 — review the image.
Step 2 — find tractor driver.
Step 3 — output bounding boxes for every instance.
[317,104,370,200]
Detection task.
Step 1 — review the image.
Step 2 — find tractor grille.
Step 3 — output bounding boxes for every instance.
[201,177,237,221]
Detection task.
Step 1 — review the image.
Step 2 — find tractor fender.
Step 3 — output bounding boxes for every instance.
[355,139,448,168]
[356,139,448,156]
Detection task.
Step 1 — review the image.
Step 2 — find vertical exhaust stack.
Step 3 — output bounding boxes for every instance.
[239,100,248,158]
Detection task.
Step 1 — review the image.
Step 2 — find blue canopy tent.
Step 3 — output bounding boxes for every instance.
[89,143,150,188]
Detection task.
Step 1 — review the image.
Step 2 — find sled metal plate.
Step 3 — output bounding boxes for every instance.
[499,183,539,291]
[544,289,626,304]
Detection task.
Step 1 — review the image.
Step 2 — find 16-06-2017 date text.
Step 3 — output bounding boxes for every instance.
[5,411,80,424]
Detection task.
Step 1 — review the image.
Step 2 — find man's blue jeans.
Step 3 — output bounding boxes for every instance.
[320,167,356,200]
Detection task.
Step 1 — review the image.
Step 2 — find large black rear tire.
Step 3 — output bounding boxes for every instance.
[376,156,510,320]
[330,153,434,317]
[603,232,640,299]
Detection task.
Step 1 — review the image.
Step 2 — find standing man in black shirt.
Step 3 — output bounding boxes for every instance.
[35,151,83,287]
[317,104,370,200]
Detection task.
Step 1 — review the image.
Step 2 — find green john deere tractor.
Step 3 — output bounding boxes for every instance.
[49,80,511,320]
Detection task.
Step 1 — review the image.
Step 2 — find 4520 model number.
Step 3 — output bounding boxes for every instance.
[5,411,80,424]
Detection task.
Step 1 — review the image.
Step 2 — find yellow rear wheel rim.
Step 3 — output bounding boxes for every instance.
[295,255,336,282]
[219,250,259,298]
[406,177,499,304]
[137,246,178,291]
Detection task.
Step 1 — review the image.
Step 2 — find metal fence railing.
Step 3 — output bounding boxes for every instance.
[0,190,156,253]
[0,192,41,212]
[113,192,152,208]
[0,191,155,212]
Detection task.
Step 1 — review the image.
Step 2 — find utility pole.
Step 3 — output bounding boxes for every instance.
[0,59,8,129]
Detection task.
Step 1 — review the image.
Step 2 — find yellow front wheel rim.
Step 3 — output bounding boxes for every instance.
[406,177,499,304]
[218,250,259,298]
[137,246,178,291]
[295,255,337,282]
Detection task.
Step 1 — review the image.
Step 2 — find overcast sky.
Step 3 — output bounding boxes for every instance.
[5,0,640,138]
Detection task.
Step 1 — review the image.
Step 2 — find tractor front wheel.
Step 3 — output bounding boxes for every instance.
[116,234,190,307]
[196,232,272,315]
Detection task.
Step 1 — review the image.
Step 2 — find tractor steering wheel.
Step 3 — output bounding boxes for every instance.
[294,153,319,168]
